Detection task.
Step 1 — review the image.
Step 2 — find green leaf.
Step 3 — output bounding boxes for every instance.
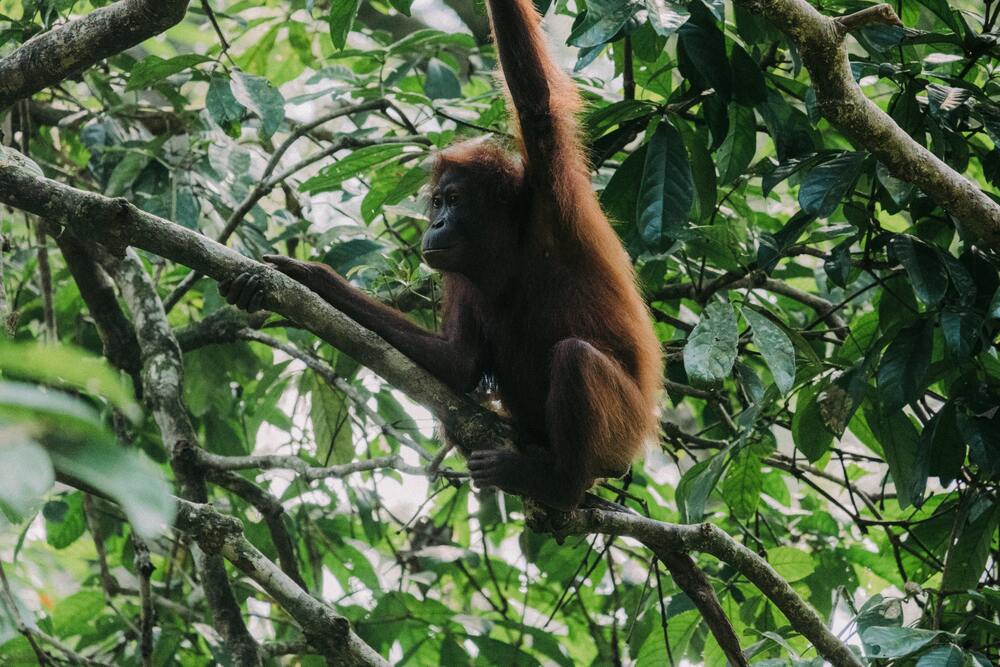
[309,373,354,466]
[637,120,693,249]
[676,453,726,523]
[600,144,646,226]
[798,152,865,217]
[45,492,86,550]
[230,71,285,140]
[328,0,364,50]
[722,447,762,520]
[877,318,933,411]
[915,0,963,33]
[716,104,756,185]
[959,414,1000,479]
[942,498,1000,591]
[52,590,106,638]
[301,144,410,194]
[677,11,731,102]
[756,90,817,161]
[730,44,767,106]
[916,645,967,667]
[683,301,738,387]
[791,383,835,462]
[876,162,914,208]
[47,439,175,539]
[861,626,945,659]
[865,403,926,509]
[766,546,814,582]
[890,235,949,306]
[818,366,866,436]
[0,381,112,443]
[0,341,139,420]
[424,58,461,100]
[675,120,716,221]
[126,54,210,91]
[643,0,689,37]
[0,437,52,521]
[206,74,245,135]
[825,239,854,290]
[940,308,982,362]
[741,307,795,395]
[567,0,640,47]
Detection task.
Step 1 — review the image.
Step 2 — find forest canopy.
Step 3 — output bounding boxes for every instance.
[0,0,998,665]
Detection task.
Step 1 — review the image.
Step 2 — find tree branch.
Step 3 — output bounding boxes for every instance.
[736,0,1000,248]
[0,0,191,110]
[101,250,262,666]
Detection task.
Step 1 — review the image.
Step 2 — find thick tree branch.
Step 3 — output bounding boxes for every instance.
[0,0,191,110]
[736,0,1000,248]
[102,250,262,666]
[174,498,388,667]
[205,469,307,589]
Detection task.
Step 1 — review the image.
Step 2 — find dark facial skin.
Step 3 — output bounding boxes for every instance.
[422,169,517,280]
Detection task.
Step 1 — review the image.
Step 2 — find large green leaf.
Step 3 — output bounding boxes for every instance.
[567,0,641,47]
[890,235,949,306]
[643,0,689,37]
[940,308,982,362]
[798,152,865,217]
[0,436,53,522]
[301,144,411,194]
[766,546,814,582]
[329,0,364,50]
[0,341,139,420]
[730,44,767,106]
[741,307,795,395]
[865,403,926,508]
[876,318,933,411]
[676,453,726,523]
[676,120,716,221]
[861,626,946,659]
[636,120,693,249]
[915,645,968,667]
[309,373,354,466]
[716,104,756,185]
[677,9,731,102]
[206,74,246,136]
[44,492,86,550]
[683,301,738,387]
[791,383,835,462]
[126,54,210,91]
[942,497,999,591]
[424,58,461,99]
[721,447,762,520]
[230,71,285,139]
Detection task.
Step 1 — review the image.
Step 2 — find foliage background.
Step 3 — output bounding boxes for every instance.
[0,0,998,665]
